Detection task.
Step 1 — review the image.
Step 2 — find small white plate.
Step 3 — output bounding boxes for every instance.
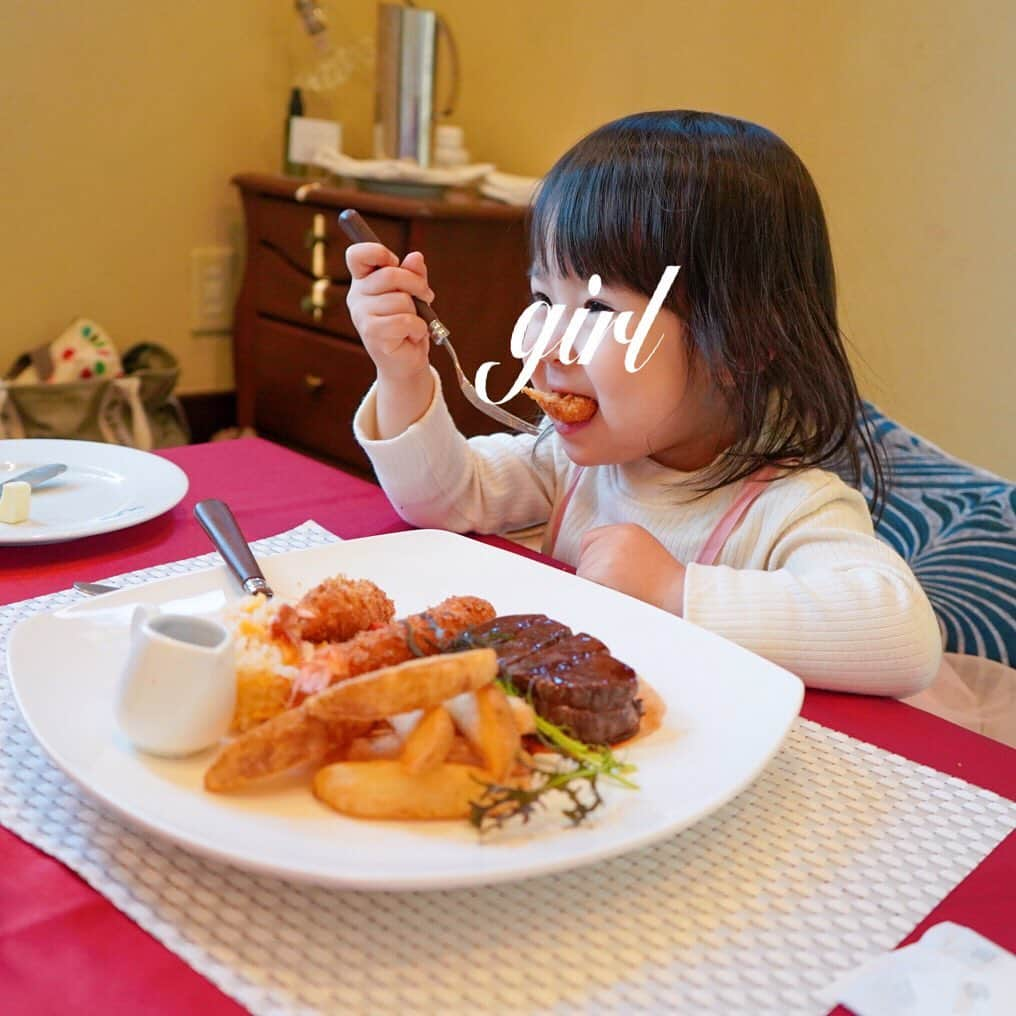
[7,530,803,890]
[0,439,188,544]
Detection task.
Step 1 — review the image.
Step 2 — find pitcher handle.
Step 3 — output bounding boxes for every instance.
[435,13,460,118]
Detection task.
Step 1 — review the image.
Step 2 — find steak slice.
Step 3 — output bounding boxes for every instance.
[464,614,642,744]
[464,613,570,667]
[541,702,643,746]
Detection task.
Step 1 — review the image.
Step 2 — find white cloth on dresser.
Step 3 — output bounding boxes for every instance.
[354,368,943,698]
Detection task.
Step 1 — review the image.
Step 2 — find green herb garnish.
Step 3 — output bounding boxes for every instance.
[469,753,606,830]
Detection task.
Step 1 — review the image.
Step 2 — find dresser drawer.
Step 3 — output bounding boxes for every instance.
[256,197,407,281]
[254,244,358,339]
[252,319,375,473]
[233,174,532,464]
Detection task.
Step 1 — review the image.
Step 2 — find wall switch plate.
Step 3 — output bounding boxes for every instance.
[190,246,235,334]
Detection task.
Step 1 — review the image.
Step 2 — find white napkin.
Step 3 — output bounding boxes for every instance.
[479,169,542,206]
[311,146,494,186]
[820,922,1016,1016]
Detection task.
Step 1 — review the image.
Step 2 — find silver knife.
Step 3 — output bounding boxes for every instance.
[0,464,66,491]
[74,581,120,596]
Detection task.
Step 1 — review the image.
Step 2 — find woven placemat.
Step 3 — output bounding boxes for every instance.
[2,522,1014,1015]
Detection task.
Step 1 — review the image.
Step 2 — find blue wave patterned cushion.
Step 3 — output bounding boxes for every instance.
[838,405,1016,665]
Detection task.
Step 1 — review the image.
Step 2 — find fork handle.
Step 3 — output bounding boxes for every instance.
[338,209,445,333]
[194,499,272,598]
[340,212,538,437]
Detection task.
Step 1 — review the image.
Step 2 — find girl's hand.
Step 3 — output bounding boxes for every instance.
[346,243,436,382]
[576,524,686,616]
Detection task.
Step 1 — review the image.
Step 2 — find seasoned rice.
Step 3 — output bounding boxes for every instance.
[227,594,313,732]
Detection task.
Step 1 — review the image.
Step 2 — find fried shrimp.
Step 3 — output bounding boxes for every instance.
[522,386,598,423]
[294,595,496,698]
[271,576,395,645]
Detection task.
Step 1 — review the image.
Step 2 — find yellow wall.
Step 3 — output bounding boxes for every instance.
[2,1,1013,476]
[0,1,290,393]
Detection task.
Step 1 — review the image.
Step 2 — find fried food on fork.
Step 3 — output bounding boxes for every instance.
[522,387,598,424]
[294,594,496,698]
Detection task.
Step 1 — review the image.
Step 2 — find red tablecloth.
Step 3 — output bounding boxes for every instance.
[1,438,1013,1016]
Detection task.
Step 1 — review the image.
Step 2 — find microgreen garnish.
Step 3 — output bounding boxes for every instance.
[469,753,606,831]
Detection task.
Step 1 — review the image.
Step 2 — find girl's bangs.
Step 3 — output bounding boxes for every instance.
[529,150,684,298]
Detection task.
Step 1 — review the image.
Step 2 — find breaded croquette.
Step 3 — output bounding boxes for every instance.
[522,386,598,423]
[294,595,496,698]
[271,576,395,645]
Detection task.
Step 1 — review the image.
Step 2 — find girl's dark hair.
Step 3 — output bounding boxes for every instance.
[529,109,886,515]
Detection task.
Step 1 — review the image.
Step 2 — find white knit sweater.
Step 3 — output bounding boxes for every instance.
[354,369,942,697]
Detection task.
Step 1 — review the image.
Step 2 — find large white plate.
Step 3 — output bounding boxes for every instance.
[7,530,803,890]
[0,439,188,544]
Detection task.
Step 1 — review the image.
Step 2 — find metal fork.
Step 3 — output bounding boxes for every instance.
[338,209,540,436]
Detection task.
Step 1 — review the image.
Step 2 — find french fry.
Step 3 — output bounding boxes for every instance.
[475,684,521,782]
[443,691,480,747]
[313,760,494,820]
[507,696,536,735]
[401,706,455,775]
[445,690,535,751]
[345,731,404,761]
[444,735,484,767]
[388,709,423,743]
[205,706,365,792]
[305,648,497,725]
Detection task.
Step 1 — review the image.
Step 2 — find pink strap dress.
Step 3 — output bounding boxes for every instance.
[541,463,780,565]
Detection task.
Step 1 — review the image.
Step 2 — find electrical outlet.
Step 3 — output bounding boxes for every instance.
[190,246,235,334]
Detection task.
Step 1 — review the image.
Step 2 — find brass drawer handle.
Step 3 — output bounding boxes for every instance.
[307,212,329,244]
[300,278,331,320]
[312,239,326,278]
[304,373,325,392]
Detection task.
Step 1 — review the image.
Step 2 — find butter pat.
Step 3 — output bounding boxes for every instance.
[0,481,31,524]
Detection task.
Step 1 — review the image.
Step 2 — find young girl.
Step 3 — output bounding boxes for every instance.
[345,109,942,697]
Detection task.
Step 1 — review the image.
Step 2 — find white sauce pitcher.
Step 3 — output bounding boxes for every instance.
[115,606,235,756]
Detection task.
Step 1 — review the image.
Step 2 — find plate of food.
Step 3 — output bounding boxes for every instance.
[0,439,188,545]
[7,529,803,890]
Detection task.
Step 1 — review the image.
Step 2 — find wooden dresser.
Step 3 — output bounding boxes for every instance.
[231,174,534,476]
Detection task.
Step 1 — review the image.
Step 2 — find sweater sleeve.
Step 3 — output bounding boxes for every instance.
[682,478,943,697]
[353,367,557,534]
